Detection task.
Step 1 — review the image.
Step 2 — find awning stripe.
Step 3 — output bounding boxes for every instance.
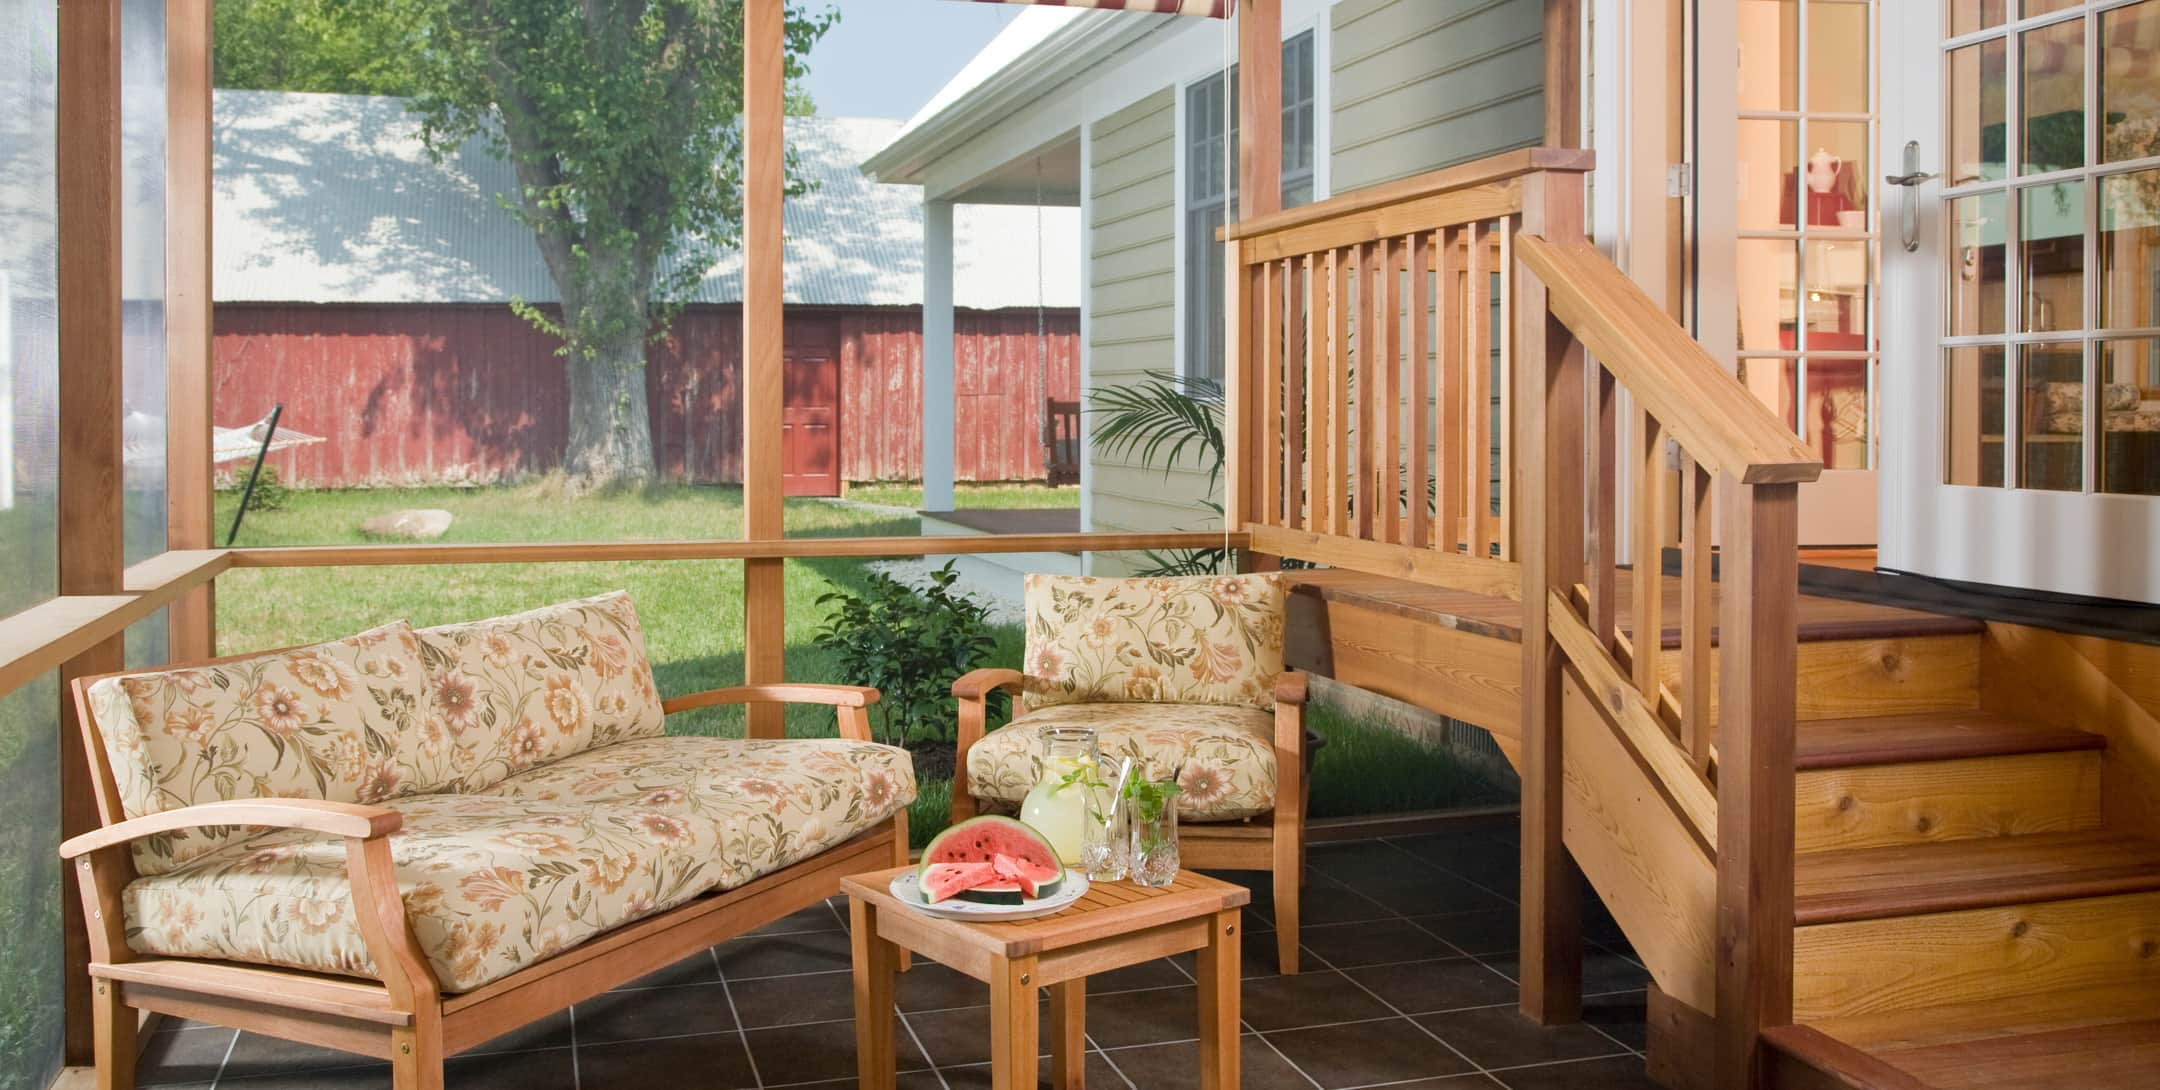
[952,0,1230,18]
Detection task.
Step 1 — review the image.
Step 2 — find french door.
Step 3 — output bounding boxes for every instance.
[1881,0,2160,603]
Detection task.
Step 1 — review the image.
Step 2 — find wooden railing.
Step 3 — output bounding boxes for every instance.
[1222,148,1596,601]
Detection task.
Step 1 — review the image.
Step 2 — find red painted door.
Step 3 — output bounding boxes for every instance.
[782,352,840,496]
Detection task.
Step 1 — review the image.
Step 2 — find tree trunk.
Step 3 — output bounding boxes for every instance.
[563,333,657,487]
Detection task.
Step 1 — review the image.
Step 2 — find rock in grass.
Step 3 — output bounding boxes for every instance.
[360,509,454,540]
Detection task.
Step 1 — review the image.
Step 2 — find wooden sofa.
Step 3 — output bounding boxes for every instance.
[58,592,913,1090]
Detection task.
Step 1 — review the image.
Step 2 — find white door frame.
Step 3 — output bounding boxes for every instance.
[1878,0,2160,603]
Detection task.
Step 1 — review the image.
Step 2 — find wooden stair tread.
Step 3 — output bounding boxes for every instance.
[1807,982,2160,1051]
[1794,712,2105,771]
[1795,831,2160,925]
[1877,1018,2160,1089]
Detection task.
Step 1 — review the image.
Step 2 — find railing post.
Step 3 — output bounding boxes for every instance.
[1715,481,1799,1088]
[1514,169,1587,1025]
[1228,0,1281,571]
[740,0,786,739]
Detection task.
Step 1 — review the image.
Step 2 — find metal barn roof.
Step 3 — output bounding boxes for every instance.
[213,90,1080,311]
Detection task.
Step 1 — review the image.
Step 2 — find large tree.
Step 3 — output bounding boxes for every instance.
[217,0,834,486]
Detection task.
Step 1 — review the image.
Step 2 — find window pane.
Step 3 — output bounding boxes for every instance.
[2098,338,2160,494]
[2023,0,2082,17]
[2020,343,2085,489]
[2099,168,2160,328]
[1738,239,1801,352]
[1948,191,2008,336]
[1804,357,1872,468]
[1804,238,1872,346]
[2020,181,2085,332]
[1946,347,2008,485]
[2021,17,2086,174]
[1738,120,1798,229]
[2102,1,2160,164]
[1949,39,2008,184]
[1802,122,1872,226]
[123,0,169,665]
[1808,0,1871,115]
[1740,357,1802,433]
[1737,0,1799,111]
[1951,0,2007,37]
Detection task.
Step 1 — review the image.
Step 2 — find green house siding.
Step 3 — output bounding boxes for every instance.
[1330,0,1546,191]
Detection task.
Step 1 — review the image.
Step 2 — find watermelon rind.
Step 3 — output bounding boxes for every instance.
[918,815,1061,882]
[955,874,1065,906]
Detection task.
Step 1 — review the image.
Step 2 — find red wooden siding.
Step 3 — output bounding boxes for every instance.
[214,304,1079,488]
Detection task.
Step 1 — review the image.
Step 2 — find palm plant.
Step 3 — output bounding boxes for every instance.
[1086,372,1231,576]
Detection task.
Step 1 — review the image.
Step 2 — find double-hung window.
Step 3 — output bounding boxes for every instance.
[1184,31,1317,386]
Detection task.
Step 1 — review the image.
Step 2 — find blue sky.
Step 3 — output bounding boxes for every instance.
[800,1,1023,120]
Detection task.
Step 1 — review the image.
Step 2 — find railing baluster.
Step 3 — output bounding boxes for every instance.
[1681,455,1714,768]
[1330,246,1352,536]
[1380,235,1404,545]
[1437,227,1464,555]
[1468,220,1493,559]
[1354,242,1375,540]
[1260,260,1283,528]
[1286,257,1307,531]
[1633,407,1666,707]
[1496,216,1516,561]
[1589,363,1619,645]
[1408,232,1433,549]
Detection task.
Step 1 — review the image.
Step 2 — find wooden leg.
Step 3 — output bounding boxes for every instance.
[852,900,900,1090]
[91,980,135,1090]
[1195,910,1241,1090]
[1272,837,1302,975]
[1049,980,1085,1090]
[387,1022,444,1090]
[888,817,913,973]
[989,955,1040,1090]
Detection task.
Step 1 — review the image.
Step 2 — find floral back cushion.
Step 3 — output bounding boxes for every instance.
[1021,573,1286,711]
[411,591,664,794]
[84,622,431,875]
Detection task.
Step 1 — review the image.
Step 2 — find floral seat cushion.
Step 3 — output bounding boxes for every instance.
[121,793,732,993]
[477,735,918,888]
[1021,573,1286,712]
[966,702,1278,822]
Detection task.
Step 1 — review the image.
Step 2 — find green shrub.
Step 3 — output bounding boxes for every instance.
[814,561,999,748]
[220,462,289,513]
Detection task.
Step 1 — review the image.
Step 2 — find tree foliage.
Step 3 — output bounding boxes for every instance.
[214,0,420,96]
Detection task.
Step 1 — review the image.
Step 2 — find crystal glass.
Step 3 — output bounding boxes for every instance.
[1019,726,1099,866]
[1079,781,1129,882]
[1127,780,1181,887]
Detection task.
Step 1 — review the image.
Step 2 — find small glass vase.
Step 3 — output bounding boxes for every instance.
[1127,783,1180,887]
[1078,782,1129,882]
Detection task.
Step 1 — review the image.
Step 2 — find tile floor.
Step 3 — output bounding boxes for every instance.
[135,826,1660,1089]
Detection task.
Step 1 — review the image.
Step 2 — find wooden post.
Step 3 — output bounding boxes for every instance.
[56,0,127,1064]
[1715,481,1800,1089]
[1226,0,1281,564]
[1514,169,1587,1026]
[1544,0,1583,148]
[741,0,785,739]
[166,0,216,660]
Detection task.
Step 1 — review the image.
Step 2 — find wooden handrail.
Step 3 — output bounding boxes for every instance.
[1515,233,1822,485]
[223,531,1244,569]
[1221,147,1595,243]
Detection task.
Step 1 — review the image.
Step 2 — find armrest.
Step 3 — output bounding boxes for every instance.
[662,683,881,715]
[952,668,1024,700]
[59,799,402,859]
[1273,670,1310,706]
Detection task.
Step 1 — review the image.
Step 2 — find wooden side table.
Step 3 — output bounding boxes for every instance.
[840,867,1249,1090]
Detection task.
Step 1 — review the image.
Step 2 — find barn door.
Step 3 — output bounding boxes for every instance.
[782,351,840,497]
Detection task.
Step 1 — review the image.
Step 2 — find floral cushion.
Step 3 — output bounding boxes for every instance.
[121,793,732,993]
[85,623,432,876]
[1021,573,1286,712]
[477,736,918,888]
[410,592,665,794]
[966,702,1279,822]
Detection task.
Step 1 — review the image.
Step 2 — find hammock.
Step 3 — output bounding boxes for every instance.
[119,408,326,468]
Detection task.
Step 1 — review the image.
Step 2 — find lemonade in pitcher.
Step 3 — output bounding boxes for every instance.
[1018,726,1100,866]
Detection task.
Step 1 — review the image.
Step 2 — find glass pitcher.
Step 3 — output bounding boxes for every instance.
[1019,726,1099,866]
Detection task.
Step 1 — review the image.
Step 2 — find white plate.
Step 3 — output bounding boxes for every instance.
[890,868,1090,922]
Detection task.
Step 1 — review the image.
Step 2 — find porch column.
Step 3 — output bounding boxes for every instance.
[922,197,957,512]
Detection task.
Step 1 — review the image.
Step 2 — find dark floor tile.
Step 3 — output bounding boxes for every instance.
[577,1032,758,1089]
[1342,1078,1501,1090]
[1105,1034,1311,1090]
[137,1027,235,1086]
[1297,917,1460,968]
[897,960,991,1012]
[1289,873,1398,927]
[213,1066,391,1089]
[744,1015,929,1083]
[751,900,846,936]
[1088,957,1193,995]
[1086,984,1204,1049]
[1581,990,1650,1052]
[906,1002,1063,1067]
[612,949,721,990]
[1169,925,1321,979]
[456,1009,573,1056]
[728,967,858,1028]
[776,1072,947,1090]
[1483,951,1651,996]
[1237,970,1392,1032]
[1345,958,1519,1015]
[1489,1054,1662,1089]
[574,980,738,1044]
[221,1033,380,1079]
[1358,872,1513,917]
[716,926,856,979]
[937,1051,1129,1090]
[1410,909,1519,957]
[443,1045,578,1090]
[1416,1006,1629,1069]
[1263,1016,1476,1089]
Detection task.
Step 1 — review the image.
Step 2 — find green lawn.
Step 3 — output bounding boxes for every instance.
[213,483,1501,844]
[840,482,1080,510]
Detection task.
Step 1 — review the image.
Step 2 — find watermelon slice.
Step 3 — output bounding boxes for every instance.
[917,816,1067,906]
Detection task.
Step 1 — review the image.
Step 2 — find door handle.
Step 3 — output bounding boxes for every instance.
[1884,140,1937,253]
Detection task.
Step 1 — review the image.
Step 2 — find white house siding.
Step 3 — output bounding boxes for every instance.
[1330,0,1545,191]
[1085,89,1221,571]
